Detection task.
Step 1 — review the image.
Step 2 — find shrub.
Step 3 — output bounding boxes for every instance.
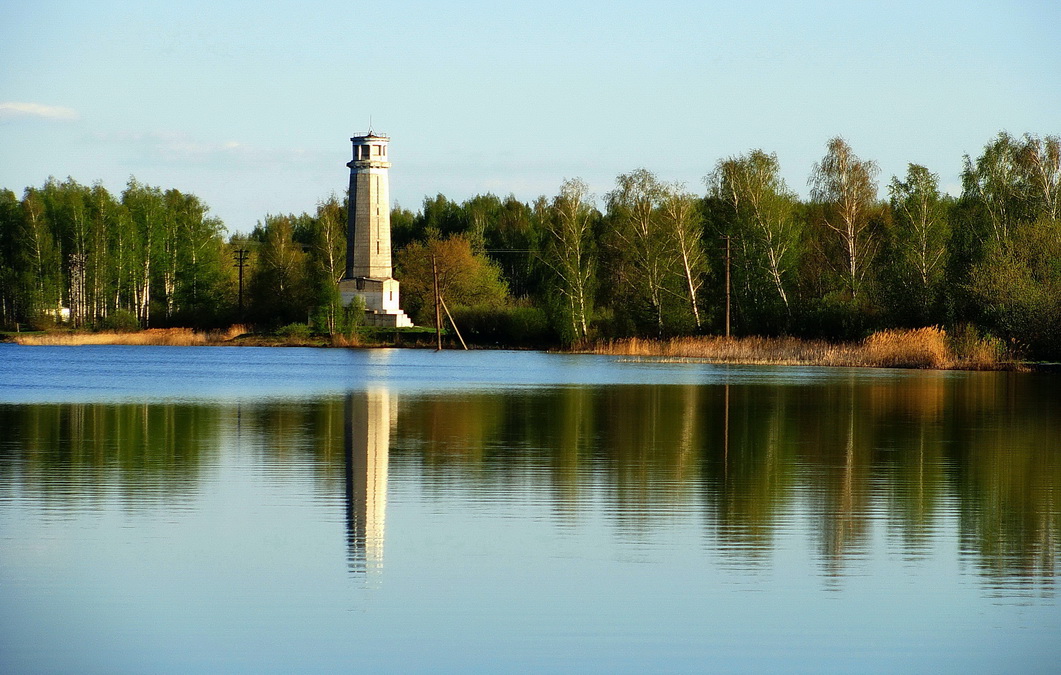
[277,323,312,339]
[947,324,1003,369]
[27,313,58,331]
[99,309,140,332]
[338,296,365,336]
[451,304,555,348]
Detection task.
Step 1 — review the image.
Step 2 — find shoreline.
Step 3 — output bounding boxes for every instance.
[576,330,1023,372]
[2,326,1038,372]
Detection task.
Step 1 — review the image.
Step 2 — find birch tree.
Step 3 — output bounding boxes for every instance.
[123,179,166,325]
[711,150,800,314]
[1018,133,1060,222]
[810,138,879,300]
[19,188,61,321]
[87,183,118,324]
[606,169,670,332]
[888,164,948,320]
[659,183,706,328]
[307,196,347,333]
[543,178,596,340]
[961,132,1023,245]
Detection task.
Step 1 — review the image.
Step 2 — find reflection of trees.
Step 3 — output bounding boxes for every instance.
[701,384,797,565]
[392,386,706,536]
[800,380,875,579]
[872,377,948,558]
[0,402,219,506]
[4,371,1057,590]
[598,385,702,537]
[390,373,1060,587]
[947,374,1061,596]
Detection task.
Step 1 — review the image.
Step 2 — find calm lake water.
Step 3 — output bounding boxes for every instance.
[1,344,1059,673]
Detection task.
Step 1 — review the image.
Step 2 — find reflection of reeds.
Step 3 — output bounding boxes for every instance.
[585,328,1014,370]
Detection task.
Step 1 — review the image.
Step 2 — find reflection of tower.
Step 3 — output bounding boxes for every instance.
[338,133,413,327]
[344,389,390,574]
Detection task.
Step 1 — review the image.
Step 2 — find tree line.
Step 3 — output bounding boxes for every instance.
[0,178,232,330]
[1,131,1058,358]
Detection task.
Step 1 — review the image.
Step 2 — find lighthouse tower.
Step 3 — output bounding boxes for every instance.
[338,133,413,327]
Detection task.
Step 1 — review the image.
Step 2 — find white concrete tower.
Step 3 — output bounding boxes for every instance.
[339,133,413,327]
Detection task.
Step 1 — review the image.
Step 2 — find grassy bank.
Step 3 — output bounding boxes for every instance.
[581,327,1019,371]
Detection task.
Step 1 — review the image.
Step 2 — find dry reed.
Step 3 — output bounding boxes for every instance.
[15,328,211,346]
[14,324,262,347]
[585,327,1011,370]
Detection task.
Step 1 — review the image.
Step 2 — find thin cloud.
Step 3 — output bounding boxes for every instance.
[0,102,79,121]
[94,130,322,168]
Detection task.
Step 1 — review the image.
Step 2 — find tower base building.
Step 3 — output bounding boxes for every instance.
[339,133,413,328]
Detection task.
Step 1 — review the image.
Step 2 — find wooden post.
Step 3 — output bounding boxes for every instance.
[432,255,442,351]
[233,248,249,319]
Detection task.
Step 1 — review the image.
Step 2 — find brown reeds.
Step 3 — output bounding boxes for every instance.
[13,324,366,348]
[14,324,256,347]
[16,328,211,346]
[585,327,1013,370]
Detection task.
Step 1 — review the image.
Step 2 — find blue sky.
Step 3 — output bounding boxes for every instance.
[2,0,1058,233]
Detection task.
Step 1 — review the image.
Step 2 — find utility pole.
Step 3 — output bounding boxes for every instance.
[233,249,250,318]
[724,235,731,338]
[432,255,442,351]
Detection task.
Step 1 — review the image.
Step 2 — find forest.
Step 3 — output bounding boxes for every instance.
[1,131,1058,358]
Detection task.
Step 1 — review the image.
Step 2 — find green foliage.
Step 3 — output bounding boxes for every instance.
[247,215,309,327]
[603,169,685,335]
[881,166,951,326]
[0,177,238,331]
[100,308,140,332]
[394,235,510,325]
[314,294,364,337]
[947,323,1004,364]
[967,218,1061,358]
[451,304,555,348]
[277,322,312,339]
[709,150,801,333]
[797,291,872,341]
[390,205,418,251]
[809,137,880,301]
[541,179,598,343]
